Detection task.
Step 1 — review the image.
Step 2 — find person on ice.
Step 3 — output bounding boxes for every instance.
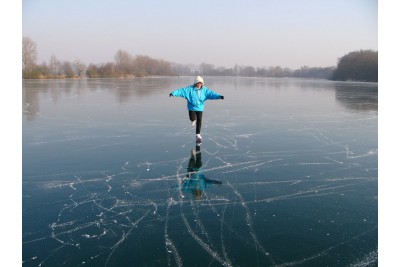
[169,76,224,142]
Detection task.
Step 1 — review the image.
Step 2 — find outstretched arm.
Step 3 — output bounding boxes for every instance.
[204,88,224,100]
[169,86,189,98]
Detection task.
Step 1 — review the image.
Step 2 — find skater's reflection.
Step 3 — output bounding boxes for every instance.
[179,146,222,199]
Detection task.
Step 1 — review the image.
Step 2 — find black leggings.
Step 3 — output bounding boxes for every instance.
[189,110,203,134]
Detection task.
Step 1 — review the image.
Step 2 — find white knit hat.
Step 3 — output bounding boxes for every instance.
[194,76,204,84]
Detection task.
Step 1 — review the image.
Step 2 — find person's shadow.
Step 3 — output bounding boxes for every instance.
[179,146,222,199]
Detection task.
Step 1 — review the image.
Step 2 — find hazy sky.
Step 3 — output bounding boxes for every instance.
[22,0,377,69]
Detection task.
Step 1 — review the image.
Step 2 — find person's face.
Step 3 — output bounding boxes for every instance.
[195,82,203,89]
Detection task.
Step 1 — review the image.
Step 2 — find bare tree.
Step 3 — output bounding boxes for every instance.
[114,50,133,76]
[73,59,87,77]
[61,61,75,78]
[22,37,38,78]
[49,54,61,77]
[86,64,99,78]
[100,63,116,78]
[114,50,133,65]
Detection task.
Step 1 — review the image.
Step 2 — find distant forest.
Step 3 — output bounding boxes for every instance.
[22,37,377,82]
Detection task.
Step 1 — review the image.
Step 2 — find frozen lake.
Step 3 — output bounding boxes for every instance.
[22,77,378,266]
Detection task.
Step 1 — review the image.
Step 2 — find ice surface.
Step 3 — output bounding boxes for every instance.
[22,78,377,266]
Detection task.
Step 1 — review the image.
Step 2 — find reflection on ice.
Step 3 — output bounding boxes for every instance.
[178,146,222,199]
[23,78,377,266]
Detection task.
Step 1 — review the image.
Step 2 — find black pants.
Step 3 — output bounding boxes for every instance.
[189,110,203,134]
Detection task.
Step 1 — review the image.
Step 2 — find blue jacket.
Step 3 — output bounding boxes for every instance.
[171,85,221,111]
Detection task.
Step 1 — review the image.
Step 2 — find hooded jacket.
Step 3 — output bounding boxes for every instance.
[170,85,222,111]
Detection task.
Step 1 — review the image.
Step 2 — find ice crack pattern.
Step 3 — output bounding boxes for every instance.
[23,139,377,266]
[22,78,377,266]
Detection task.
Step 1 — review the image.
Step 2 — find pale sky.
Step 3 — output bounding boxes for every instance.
[22,0,377,69]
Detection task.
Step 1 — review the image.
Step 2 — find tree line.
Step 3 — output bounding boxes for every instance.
[22,37,377,82]
[332,50,377,82]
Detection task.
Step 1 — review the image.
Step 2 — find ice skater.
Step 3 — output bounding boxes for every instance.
[169,76,224,142]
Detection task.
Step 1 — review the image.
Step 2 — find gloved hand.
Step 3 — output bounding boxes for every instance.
[220,96,224,99]
[169,93,173,97]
